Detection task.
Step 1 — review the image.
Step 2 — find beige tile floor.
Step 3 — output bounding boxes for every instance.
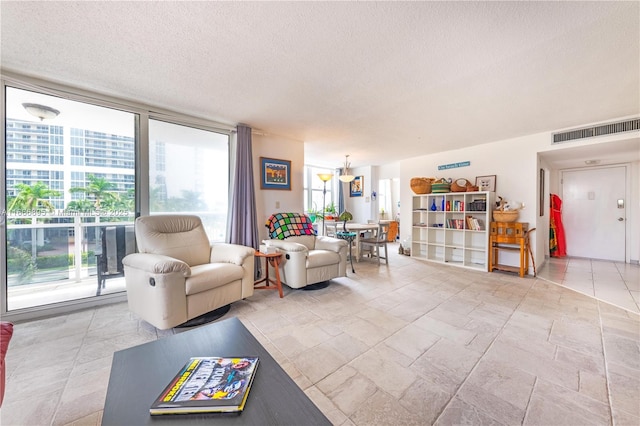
[537,257,640,314]
[1,244,639,426]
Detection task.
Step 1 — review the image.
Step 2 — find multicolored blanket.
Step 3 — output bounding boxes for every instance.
[266,213,316,240]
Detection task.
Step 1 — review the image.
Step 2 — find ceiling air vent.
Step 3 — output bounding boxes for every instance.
[552,118,640,144]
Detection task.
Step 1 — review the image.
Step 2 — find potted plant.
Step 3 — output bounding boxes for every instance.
[338,210,353,232]
[306,203,320,223]
[324,202,337,220]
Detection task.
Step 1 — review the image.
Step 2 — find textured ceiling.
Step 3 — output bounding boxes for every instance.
[1,1,638,168]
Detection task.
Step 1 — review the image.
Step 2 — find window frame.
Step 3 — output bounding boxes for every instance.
[1,72,236,322]
[303,165,335,215]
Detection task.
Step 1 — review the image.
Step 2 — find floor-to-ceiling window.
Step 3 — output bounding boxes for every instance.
[148,119,229,241]
[2,76,234,321]
[3,86,137,312]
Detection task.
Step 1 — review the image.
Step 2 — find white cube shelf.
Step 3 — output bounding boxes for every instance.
[411,191,495,271]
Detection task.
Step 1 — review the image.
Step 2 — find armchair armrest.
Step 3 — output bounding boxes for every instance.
[315,236,348,252]
[263,239,309,253]
[210,243,255,265]
[210,243,255,299]
[122,253,191,276]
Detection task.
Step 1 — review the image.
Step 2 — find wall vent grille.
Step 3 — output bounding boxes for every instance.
[552,118,640,144]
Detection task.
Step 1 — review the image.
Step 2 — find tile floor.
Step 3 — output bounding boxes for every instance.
[537,257,640,314]
[1,244,639,426]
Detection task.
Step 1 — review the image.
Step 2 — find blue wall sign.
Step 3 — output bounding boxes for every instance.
[438,161,470,170]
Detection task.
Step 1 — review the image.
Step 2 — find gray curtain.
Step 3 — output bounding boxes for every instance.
[228,124,261,277]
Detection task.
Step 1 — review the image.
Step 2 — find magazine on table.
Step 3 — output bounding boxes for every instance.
[150,356,259,415]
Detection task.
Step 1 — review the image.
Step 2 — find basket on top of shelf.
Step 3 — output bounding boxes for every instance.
[431,178,450,193]
[410,177,435,194]
[492,207,519,222]
[451,178,479,192]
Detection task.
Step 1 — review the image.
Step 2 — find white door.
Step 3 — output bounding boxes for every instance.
[561,166,627,261]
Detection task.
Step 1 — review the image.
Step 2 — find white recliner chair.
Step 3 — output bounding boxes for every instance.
[264,213,348,289]
[122,215,255,330]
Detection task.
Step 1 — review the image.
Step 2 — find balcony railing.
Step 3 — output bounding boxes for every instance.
[4,210,227,311]
[6,212,134,287]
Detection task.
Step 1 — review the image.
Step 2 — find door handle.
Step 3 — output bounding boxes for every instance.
[618,217,624,221]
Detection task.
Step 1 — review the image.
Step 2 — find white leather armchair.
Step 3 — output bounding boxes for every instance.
[264,235,348,289]
[122,215,255,330]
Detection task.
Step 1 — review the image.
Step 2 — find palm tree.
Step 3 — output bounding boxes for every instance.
[8,182,60,211]
[100,188,134,213]
[69,174,116,208]
[66,199,95,212]
[7,182,60,258]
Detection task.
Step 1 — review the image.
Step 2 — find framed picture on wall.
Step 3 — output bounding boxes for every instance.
[475,175,496,192]
[260,157,291,190]
[350,176,363,197]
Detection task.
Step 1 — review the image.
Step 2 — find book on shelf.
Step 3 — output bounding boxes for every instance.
[466,216,475,230]
[446,219,465,229]
[150,356,259,416]
[464,216,485,231]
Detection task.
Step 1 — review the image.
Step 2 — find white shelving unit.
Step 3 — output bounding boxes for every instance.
[411,191,495,271]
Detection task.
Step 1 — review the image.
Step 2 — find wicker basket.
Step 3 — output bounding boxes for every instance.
[492,210,519,222]
[451,178,474,192]
[410,177,434,194]
[431,178,450,193]
[466,182,479,192]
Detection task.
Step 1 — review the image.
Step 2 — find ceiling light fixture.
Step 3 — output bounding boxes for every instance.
[22,103,60,121]
[338,154,355,183]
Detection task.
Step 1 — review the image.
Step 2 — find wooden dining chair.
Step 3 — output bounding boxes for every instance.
[325,221,338,237]
[359,222,390,265]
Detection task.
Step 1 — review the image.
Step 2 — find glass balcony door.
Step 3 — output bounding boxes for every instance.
[3,86,137,312]
[148,119,229,241]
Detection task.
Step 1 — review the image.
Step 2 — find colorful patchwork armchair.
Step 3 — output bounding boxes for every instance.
[264,213,348,289]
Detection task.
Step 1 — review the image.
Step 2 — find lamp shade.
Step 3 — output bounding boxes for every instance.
[317,173,333,182]
[339,155,355,182]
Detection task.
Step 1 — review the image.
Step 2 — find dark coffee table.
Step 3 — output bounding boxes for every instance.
[102,317,331,425]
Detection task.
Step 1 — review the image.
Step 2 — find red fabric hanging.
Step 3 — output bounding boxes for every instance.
[549,194,567,257]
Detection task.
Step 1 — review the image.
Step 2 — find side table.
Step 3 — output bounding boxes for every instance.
[336,231,357,273]
[489,222,532,278]
[254,251,284,298]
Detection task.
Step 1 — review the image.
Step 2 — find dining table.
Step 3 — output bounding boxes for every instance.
[340,222,379,261]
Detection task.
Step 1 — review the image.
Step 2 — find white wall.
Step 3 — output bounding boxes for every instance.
[378,163,401,221]
[400,124,640,272]
[342,163,402,223]
[631,161,640,262]
[252,133,305,243]
[343,165,374,223]
[250,121,638,267]
[537,157,552,257]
